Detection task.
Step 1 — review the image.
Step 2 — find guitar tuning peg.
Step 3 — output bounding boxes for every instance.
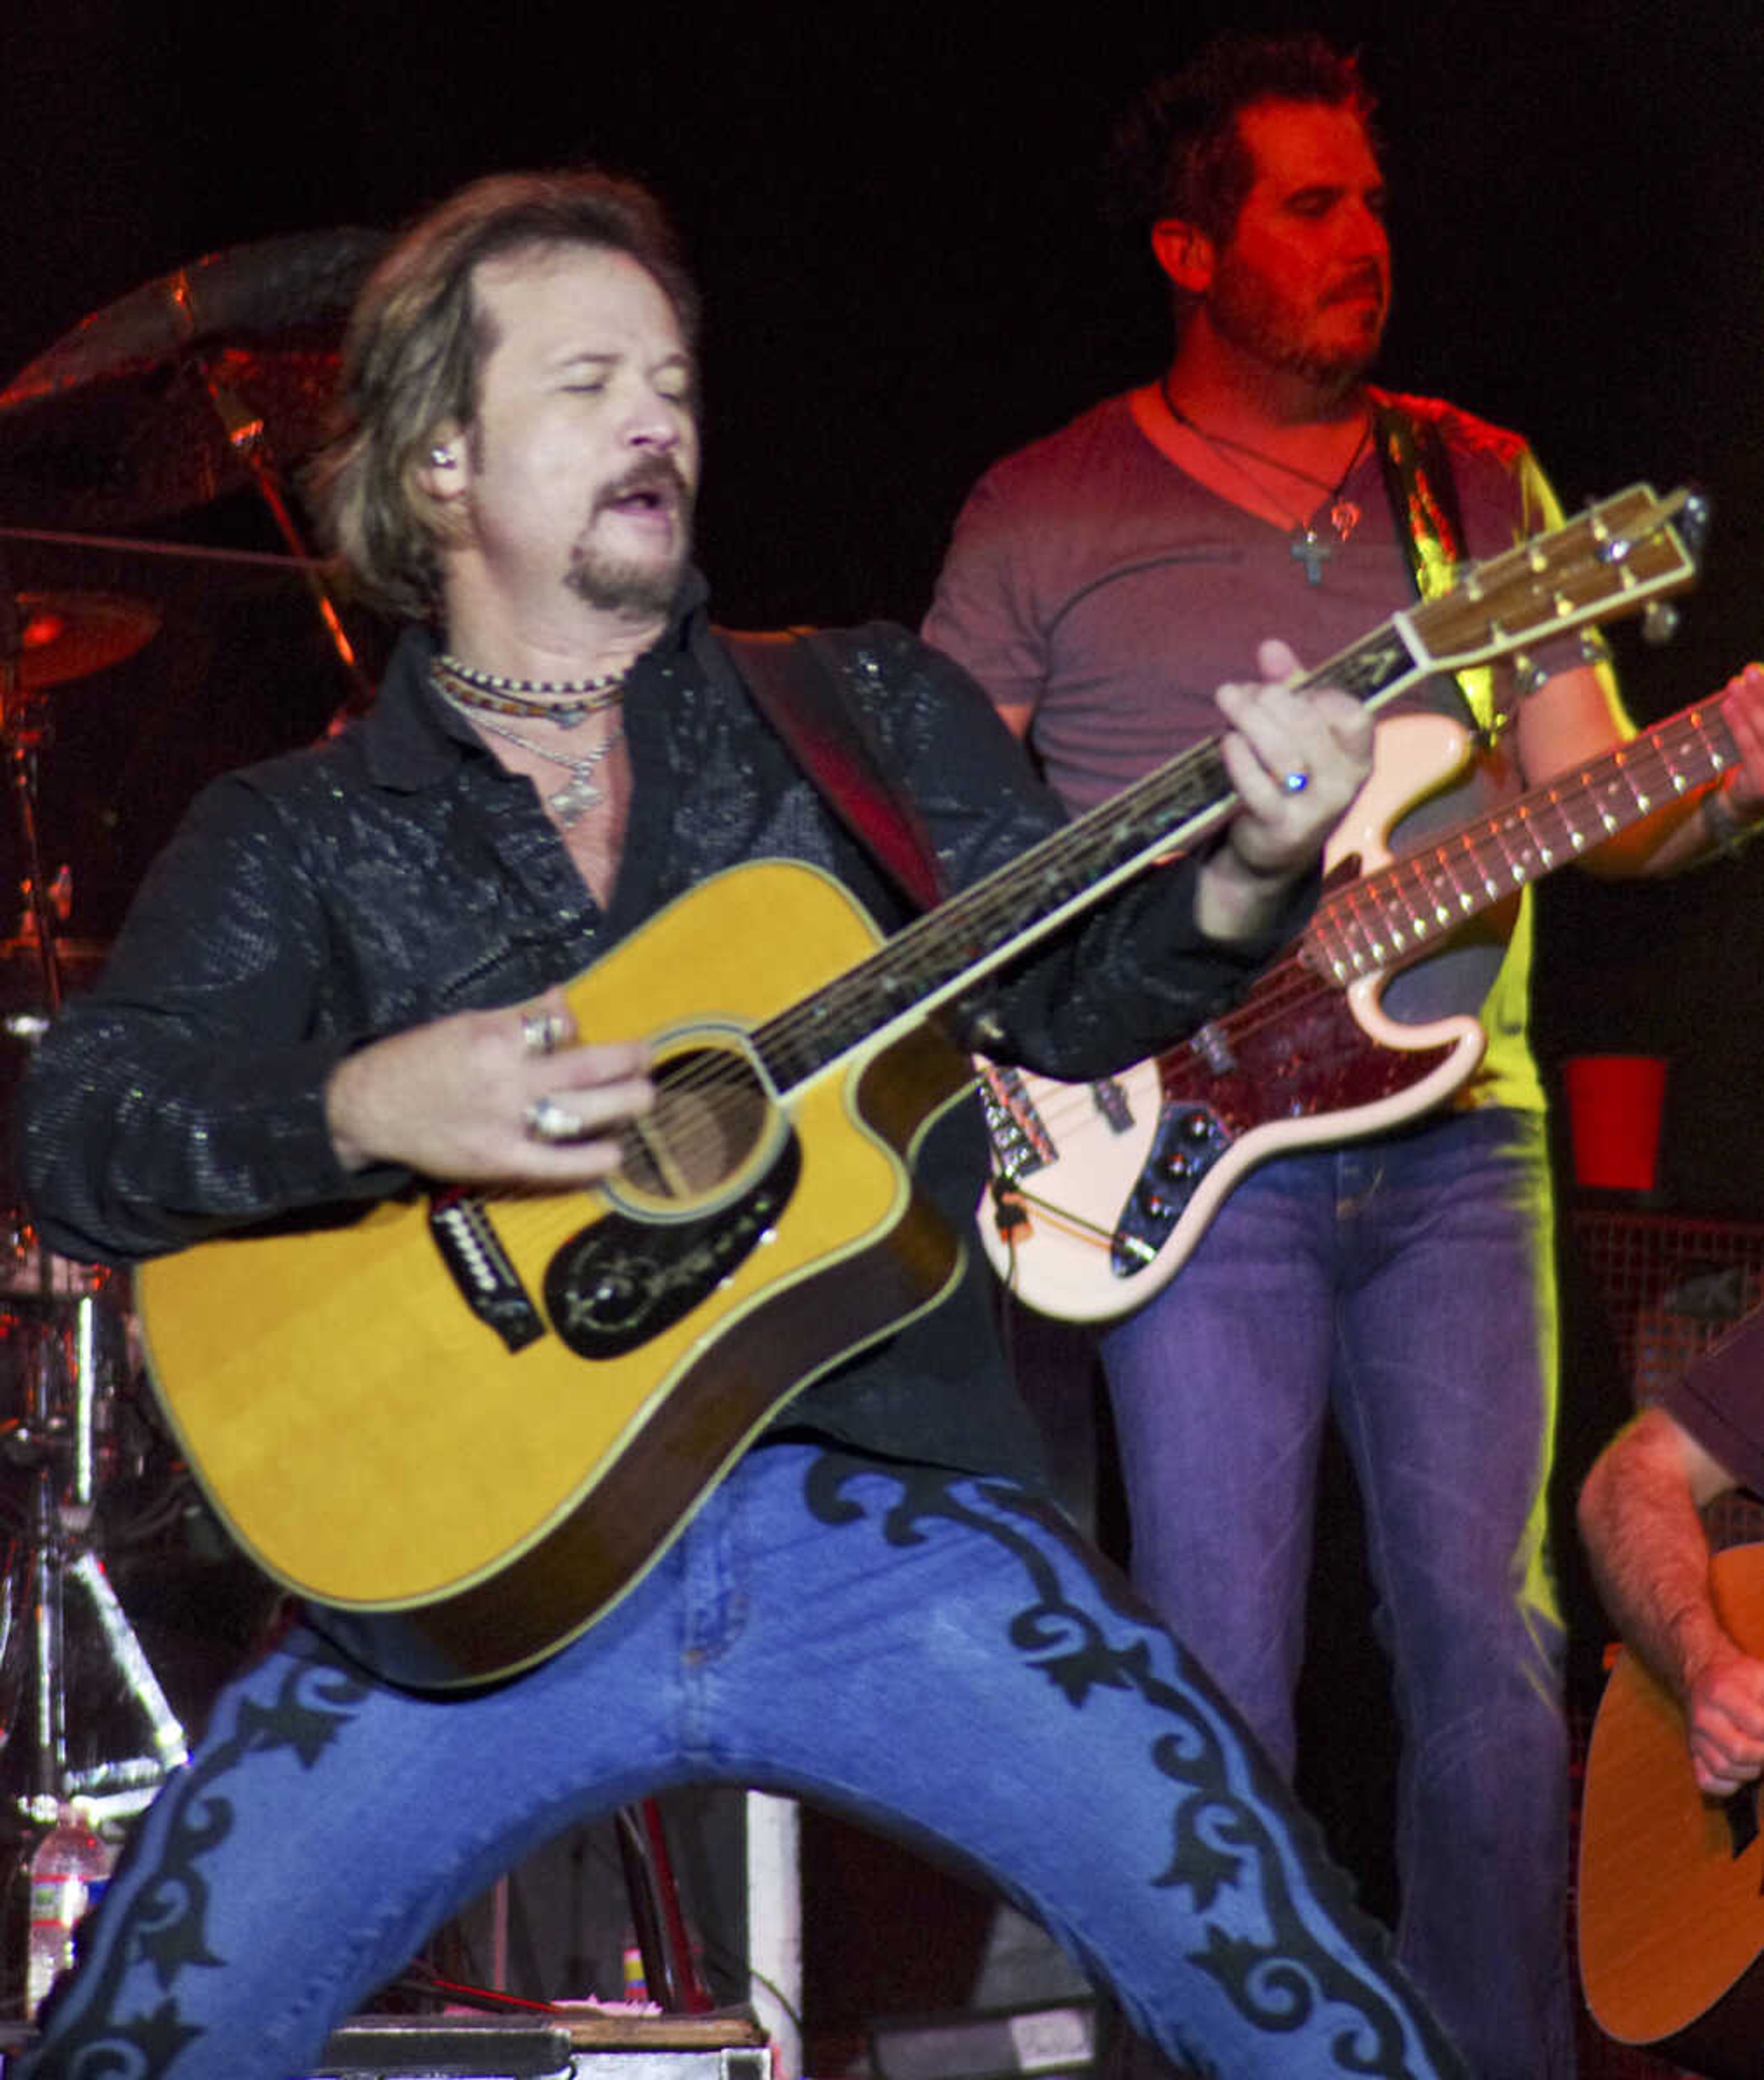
[1642,600,1681,647]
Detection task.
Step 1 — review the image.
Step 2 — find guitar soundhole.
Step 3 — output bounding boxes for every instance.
[619,1045,773,1207]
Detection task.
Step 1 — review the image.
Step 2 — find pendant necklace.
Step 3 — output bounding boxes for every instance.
[437,684,624,824]
[1158,377,1371,584]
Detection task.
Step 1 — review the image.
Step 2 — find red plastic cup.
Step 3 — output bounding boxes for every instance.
[1560,1054,1668,1193]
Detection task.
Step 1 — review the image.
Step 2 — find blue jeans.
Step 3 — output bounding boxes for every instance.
[19,1445,1464,2080]
[1101,1107,1569,2080]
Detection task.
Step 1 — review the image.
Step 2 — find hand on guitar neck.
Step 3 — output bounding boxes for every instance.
[1193,638,1373,942]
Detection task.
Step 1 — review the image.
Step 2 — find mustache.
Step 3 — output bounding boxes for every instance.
[1323,262,1388,307]
[594,455,692,513]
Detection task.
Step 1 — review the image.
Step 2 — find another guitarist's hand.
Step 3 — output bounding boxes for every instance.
[1686,1646,1764,1796]
[1718,660,1764,816]
[1196,640,1372,941]
[324,989,654,1183]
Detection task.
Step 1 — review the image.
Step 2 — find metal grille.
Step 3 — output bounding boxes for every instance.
[1573,1207,1764,1548]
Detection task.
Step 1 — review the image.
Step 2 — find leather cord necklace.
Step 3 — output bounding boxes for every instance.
[1158,374,1371,583]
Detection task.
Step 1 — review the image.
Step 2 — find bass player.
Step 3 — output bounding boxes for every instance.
[924,32,1764,2075]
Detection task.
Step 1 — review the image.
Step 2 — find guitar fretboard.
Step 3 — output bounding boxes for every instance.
[753,648,1408,1094]
[749,484,1696,1093]
[1309,703,1737,983]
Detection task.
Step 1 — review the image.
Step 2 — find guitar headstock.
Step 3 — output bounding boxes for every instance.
[1407,483,1705,672]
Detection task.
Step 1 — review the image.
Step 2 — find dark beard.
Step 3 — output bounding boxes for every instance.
[1209,257,1385,393]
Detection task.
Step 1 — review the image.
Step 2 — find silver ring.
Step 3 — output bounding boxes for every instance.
[524,1096,586,1144]
[1280,768,1311,794]
[520,1009,569,1057]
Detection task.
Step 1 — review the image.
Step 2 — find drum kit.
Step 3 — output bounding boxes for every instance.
[0,225,384,2000]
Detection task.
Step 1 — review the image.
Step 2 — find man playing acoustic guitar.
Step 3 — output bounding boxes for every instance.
[1575,1306,1764,2063]
[1580,1318,1764,1798]
[13,170,1468,2079]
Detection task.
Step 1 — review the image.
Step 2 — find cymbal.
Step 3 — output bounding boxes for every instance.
[0,228,385,527]
[5,592,159,690]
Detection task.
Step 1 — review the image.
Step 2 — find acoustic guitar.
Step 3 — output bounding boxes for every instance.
[1579,1542,1764,2078]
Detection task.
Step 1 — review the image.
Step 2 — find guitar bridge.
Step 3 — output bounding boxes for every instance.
[1192,1022,1236,1076]
[977,1062,1056,1179]
[429,1193,546,1353]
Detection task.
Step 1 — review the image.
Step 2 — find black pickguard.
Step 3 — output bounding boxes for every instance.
[543,1136,803,1359]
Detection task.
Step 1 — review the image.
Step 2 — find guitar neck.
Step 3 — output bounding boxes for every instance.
[1309,700,1740,985]
[755,627,1426,1096]
[752,483,1698,1094]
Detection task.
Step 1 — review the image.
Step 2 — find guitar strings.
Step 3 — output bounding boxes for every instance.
[492,509,1696,1224]
[603,494,1682,1142]
[496,700,1729,1221]
[987,708,1731,1161]
[738,495,1685,1099]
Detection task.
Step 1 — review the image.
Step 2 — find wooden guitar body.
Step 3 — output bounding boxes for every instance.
[136,859,972,1688]
[1579,1542,1764,2075]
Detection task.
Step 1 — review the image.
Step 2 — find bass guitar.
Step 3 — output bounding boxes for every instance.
[977,683,1741,1323]
[1578,1541,1764,2078]
[133,484,1698,1687]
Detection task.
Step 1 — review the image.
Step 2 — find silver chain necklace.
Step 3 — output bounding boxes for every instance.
[441,688,624,823]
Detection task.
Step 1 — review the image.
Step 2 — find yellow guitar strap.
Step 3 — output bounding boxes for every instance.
[1370,398,1498,737]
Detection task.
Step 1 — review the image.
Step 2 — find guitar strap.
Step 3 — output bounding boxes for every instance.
[720,627,949,914]
[1371,397,1499,738]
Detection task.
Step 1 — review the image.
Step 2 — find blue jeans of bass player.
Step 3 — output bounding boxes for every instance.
[18,1444,1466,2080]
[1102,1105,1569,2080]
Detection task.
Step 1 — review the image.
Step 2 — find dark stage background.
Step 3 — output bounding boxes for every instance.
[3,0,1762,1198]
[2,0,1763,2038]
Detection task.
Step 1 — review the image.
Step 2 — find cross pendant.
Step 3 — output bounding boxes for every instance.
[1290,526,1330,584]
[548,770,602,822]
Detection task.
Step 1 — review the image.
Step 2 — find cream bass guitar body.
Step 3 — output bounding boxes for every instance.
[978,681,1738,1321]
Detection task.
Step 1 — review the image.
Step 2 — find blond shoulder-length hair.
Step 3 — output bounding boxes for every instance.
[309,169,699,621]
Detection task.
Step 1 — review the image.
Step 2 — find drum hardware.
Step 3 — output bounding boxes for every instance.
[0,552,186,2020]
[0,227,387,720]
[0,231,385,2005]
[0,227,393,1875]
[5,593,158,693]
[0,1285,189,1831]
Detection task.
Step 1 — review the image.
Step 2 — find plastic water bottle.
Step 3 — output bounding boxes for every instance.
[26,1804,113,2018]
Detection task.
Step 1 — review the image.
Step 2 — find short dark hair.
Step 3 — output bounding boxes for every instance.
[310,169,698,620]
[1107,32,1375,324]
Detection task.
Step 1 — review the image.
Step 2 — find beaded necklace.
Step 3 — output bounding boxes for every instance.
[436,681,624,823]
[433,651,629,729]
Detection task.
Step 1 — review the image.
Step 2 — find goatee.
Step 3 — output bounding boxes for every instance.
[566,455,695,616]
